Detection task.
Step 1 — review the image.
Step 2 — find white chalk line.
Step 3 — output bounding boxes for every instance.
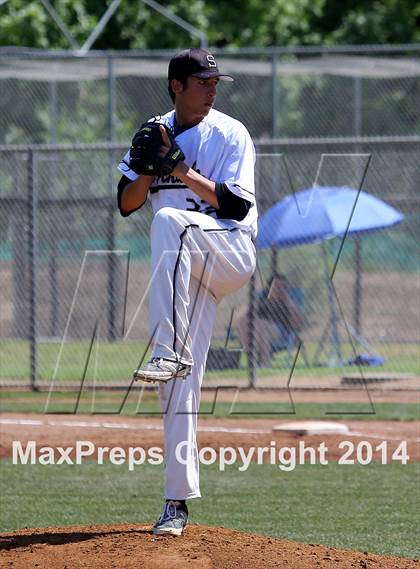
[347,431,420,442]
[1,418,419,441]
[0,418,268,435]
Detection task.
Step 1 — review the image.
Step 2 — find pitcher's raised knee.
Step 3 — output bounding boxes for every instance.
[151,207,186,233]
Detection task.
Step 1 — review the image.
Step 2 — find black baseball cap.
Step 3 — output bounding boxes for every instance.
[168,48,234,82]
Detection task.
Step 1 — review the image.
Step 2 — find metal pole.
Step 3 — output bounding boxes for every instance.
[353,76,362,138]
[270,55,280,286]
[12,216,27,338]
[271,54,279,139]
[49,80,58,144]
[353,77,363,338]
[107,56,118,341]
[107,56,116,142]
[248,272,257,387]
[40,0,80,50]
[271,54,280,288]
[49,249,59,337]
[78,0,122,54]
[49,80,59,337]
[270,247,278,279]
[354,237,362,336]
[75,0,208,54]
[27,149,39,390]
[322,241,342,366]
[142,0,208,48]
[107,223,118,343]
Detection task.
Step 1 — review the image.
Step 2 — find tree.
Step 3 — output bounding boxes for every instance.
[0,0,418,50]
[316,0,420,45]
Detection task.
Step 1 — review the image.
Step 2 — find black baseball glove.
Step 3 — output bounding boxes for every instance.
[129,119,185,177]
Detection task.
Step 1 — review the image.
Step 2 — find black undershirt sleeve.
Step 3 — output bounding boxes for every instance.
[117,175,146,217]
[215,182,252,221]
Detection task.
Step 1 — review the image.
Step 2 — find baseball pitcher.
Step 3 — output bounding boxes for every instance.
[117,48,257,535]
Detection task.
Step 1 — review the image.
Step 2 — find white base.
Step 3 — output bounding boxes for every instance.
[272,420,350,435]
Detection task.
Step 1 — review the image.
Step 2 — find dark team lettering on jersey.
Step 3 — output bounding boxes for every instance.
[118,108,258,238]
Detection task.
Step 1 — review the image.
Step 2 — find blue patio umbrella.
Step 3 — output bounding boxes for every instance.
[256,186,404,366]
[256,186,404,249]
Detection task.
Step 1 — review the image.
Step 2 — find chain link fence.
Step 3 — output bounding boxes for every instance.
[0,46,419,389]
[1,45,419,144]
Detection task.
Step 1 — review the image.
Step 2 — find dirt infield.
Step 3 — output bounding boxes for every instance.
[1,411,419,567]
[1,523,419,569]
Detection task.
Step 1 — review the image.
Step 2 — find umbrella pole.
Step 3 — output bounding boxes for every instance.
[354,237,362,336]
[312,321,330,365]
[322,242,343,366]
[271,247,278,279]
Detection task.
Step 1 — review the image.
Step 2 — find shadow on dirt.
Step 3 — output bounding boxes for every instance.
[0,527,153,550]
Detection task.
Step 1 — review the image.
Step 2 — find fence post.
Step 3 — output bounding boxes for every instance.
[107,55,116,142]
[353,77,363,338]
[248,271,257,388]
[27,149,39,390]
[271,54,279,139]
[49,241,59,337]
[12,216,27,338]
[353,76,363,137]
[107,206,118,342]
[107,55,118,341]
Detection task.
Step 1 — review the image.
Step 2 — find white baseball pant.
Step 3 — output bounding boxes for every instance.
[148,207,256,500]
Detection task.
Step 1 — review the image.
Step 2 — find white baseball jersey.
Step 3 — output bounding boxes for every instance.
[118,108,258,238]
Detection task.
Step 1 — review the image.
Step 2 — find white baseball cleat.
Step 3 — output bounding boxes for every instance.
[133,357,191,383]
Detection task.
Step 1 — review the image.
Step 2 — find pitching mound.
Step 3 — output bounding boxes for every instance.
[1,524,417,569]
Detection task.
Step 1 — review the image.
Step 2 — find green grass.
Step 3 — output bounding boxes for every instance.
[1,390,419,420]
[1,340,419,382]
[0,460,418,559]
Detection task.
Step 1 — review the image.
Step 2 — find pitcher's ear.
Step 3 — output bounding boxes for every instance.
[171,78,184,94]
